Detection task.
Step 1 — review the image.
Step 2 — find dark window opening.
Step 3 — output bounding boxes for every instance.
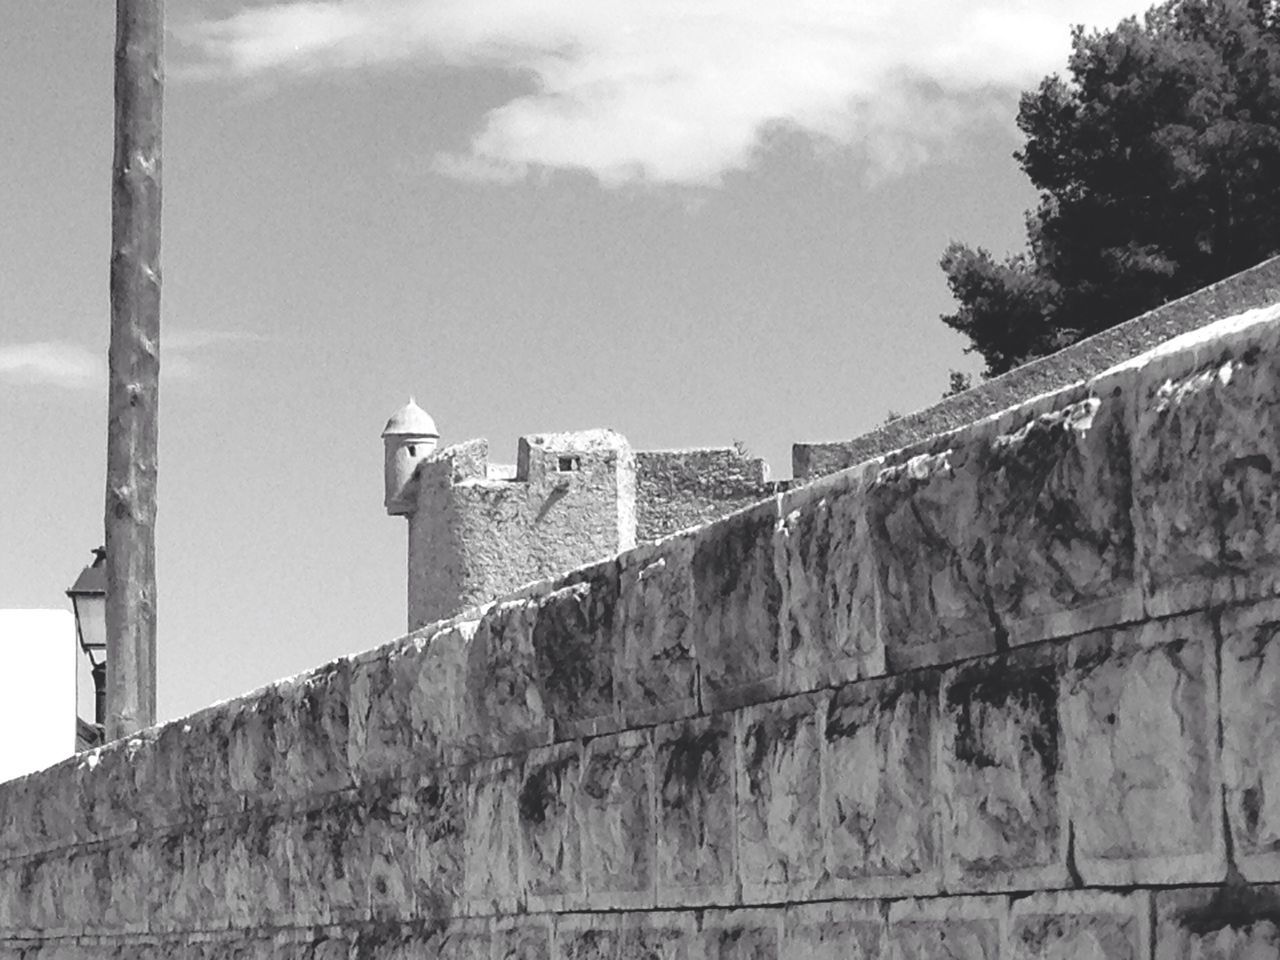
[557,455,581,472]
[408,444,417,456]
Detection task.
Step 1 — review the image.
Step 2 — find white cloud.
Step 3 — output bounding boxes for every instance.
[0,330,266,390]
[180,0,1152,185]
[0,342,104,390]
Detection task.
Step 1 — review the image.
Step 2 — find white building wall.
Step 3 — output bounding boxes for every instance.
[0,610,75,783]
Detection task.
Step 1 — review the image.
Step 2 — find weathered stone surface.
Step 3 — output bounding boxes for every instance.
[436,917,493,960]
[349,647,417,786]
[224,812,292,928]
[228,683,286,802]
[614,536,699,728]
[493,914,552,960]
[532,569,619,739]
[575,730,654,910]
[655,714,736,907]
[736,693,826,904]
[1220,601,1280,882]
[1008,890,1150,960]
[464,599,551,759]
[554,912,702,960]
[517,741,581,912]
[1155,885,1280,960]
[940,644,1067,892]
[406,769,466,919]
[692,499,784,712]
[866,441,995,672]
[461,755,523,916]
[365,784,415,923]
[699,909,781,960]
[555,913,624,960]
[283,799,369,926]
[885,896,1006,960]
[418,620,479,766]
[277,660,352,798]
[982,391,1139,645]
[635,447,775,543]
[1128,303,1280,615]
[1061,615,1223,885]
[822,672,941,898]
[776,470,883,692]
[781,901,885,960]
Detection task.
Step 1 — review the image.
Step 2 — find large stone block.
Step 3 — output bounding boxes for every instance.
[554,911,701,960]
[655,714,737,907]
[781,901,885,960]
[939,644,1068,892]
[866,441,996,672]
[276,660,352,799]
[179,821,230,930]
[224,812,291,928]
[776,469,883,693]
[575,729,654,910]
[532,568,619,739]
[493,914,552,960]
[1155,885,1280,960]
[614,536,700,728]
[435,917,493,960]
[735,693,826,904]
[1220,601,1280,882]
[464,599,552,760]
[349,646,419,786]
[885,896,1006,960]
[461,755,523,916]
[699,909,782,960]
[365,783,416,923]
[1127,304,1280,614]
[406,769,466,920]
[1061,615,1224,885]
[227,682,286,802]
[148,706,236,828]
[284,797,368,926]
[692,500,784,712]
[982,391,1139,645]
[822,672,941,898]
[418,620,480,766]
[517,741,582,912]
[1008,890,1150,960]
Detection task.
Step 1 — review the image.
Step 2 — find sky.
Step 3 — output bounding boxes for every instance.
[0,0,1150,724]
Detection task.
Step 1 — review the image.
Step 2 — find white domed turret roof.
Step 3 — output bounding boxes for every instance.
[382,397,439,438]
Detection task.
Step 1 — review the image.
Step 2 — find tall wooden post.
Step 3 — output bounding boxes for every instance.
[106,0,163,741]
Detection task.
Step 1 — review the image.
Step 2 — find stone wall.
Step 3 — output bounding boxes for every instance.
[634,448,780,542]
[6,304,1280,957]
[793,253,1280,481]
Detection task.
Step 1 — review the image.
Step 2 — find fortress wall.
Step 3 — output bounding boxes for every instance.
[407,432,635,629]
[6,303,1280,956]
[634,448,781,543]
[793,253,1280,481]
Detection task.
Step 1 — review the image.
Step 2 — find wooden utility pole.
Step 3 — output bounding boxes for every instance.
[106,0,163,741]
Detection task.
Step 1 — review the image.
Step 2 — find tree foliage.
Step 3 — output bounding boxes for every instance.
[942,0,1280,377]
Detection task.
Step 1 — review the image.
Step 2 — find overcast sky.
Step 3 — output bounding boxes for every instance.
[1,0,1149,723]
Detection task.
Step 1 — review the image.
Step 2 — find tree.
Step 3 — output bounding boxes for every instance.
[106,0,163,740]
[942,0,1280,377]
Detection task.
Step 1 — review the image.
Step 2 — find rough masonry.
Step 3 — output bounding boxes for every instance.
[5,300,1280,957]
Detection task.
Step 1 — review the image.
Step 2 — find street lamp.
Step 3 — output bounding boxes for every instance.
[66,547,107,727]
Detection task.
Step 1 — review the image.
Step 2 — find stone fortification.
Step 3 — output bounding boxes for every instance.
[793,253,1280,481]
[406,430,636,630]
[403,434,783,630]
[6,302,1280,956]
[634,448,781,543]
